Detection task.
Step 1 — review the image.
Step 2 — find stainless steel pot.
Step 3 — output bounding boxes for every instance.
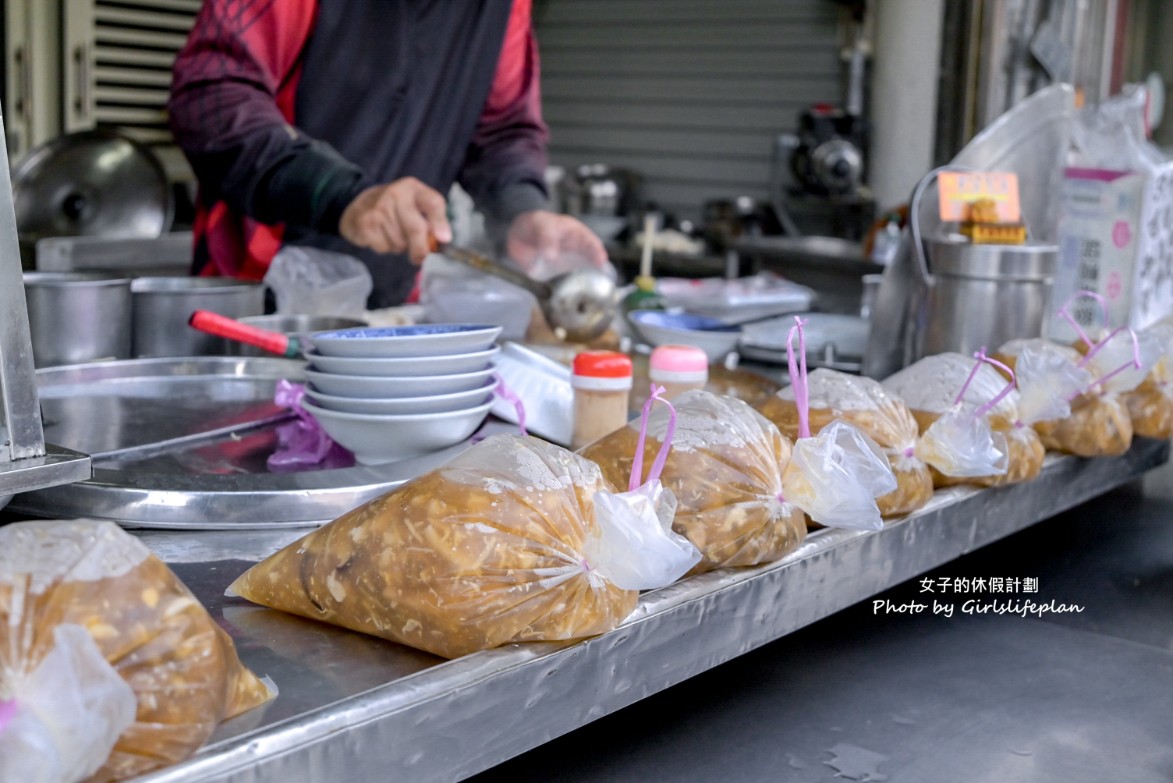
[227,314,367,357]
[131,277,265,357]
[919,235,1057,357]
[23,271,133,366]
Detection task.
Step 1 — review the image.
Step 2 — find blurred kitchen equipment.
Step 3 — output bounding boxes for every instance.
[12,129,173,262]
[770,105,875,241]
[859,273,883,320]
[23,271,133,367]
[132,277,265,358]
[34,233,192,276]
[731,235,877,315]
[431,239,617,343]
[739,312,869,373]
[563,164,640,242]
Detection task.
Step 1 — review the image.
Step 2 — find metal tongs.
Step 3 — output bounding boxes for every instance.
[428,236,617,343]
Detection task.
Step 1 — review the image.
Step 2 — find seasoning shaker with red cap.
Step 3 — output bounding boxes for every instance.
[571,350,633,449]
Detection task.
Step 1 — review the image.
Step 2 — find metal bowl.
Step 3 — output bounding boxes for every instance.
[24,271,133,366]
[131,277,265,358]
[228,315,368,357]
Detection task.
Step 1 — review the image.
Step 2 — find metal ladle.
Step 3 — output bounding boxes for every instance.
[432,240,617,343]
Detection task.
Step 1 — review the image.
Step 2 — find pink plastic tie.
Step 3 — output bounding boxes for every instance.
[1074,326,1143,397]
[954,349,1016,419]
[0,699,17,736]
[952,349,990,410]
[786,316,811,439]
[1059,289,1109,348]
[628,384,678,491]
[973,353,1017,419]
[492,372,528,437]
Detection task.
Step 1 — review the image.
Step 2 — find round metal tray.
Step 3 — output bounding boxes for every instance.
[11,357,490,529]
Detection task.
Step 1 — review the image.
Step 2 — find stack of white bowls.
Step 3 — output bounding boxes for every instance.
[300,324,502,465]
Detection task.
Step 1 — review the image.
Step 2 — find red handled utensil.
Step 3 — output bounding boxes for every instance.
[188,310,302,358]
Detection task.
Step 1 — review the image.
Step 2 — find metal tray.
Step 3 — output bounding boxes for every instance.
[118,438,1167,783]
[10,357,494,528]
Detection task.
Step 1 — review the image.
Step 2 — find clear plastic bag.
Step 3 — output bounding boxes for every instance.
[1124,322,1173,438]
[0,625,136,783]
[1070,82,1166,174]
[1083,326,1160,395]
[995,338,1134,457]
[781,419,898,531]
[230,435,699,659]
[917,408,1009,478]
[419,254,535,341]
[757,368,931,518]
[0,521,273,782]
[770,317,896,531]
[883,352,1044,487]
[583,389,807,574]
[584,388,701,589]
[264,245,373,316]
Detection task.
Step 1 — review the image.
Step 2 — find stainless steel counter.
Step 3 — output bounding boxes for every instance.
[109,438,1169,783]
[474,446,1173,783]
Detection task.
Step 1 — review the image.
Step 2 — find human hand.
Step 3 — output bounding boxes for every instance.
[338,177,451,264]
[506,210,609,280]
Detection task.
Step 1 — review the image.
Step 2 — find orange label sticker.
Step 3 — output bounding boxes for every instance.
[938,172,1021,223]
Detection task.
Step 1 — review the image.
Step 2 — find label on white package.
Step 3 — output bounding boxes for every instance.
[1049,165,1173,341]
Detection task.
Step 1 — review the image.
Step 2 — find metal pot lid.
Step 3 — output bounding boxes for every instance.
[13,129,173,243]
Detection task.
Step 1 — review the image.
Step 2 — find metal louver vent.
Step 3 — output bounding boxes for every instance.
[68,0,200,178]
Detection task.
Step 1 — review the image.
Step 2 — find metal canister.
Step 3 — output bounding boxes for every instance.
[23,271,133,366]
[919,236,1057,358]
[131,277,265,357]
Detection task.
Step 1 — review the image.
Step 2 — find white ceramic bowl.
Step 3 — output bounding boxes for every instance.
[304,381,495,415]
[305,367,495,398]
[628,310,741,362]
[306,345,499,377]
[308,323,502,358]
[303,399,494,465]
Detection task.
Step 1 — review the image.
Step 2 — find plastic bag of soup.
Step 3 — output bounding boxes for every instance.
[773,317,897,531]
[1123,320,1173,438]
[757,367,931,518]
[883,351,1044,487]
[0,521,273,783]
[1080,323,1169,440]
[230,434,700,659]
[993,336,1134,456]
[583,386,807,574]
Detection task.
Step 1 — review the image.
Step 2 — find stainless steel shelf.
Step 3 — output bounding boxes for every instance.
[116,438,1169,783]
[0,443,91,509]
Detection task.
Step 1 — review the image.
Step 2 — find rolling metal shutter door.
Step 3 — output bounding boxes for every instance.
[536,0,845,221]
[64,0,200,180]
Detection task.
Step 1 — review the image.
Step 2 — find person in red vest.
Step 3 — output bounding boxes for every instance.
[169,0,606,308]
